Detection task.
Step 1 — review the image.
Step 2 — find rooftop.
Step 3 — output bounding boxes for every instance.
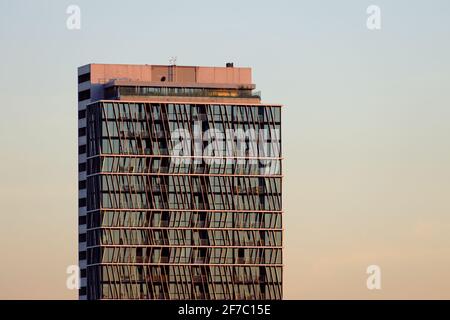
[79,63,254,87]
[79,63,261,103]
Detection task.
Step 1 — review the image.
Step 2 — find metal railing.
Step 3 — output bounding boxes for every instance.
[114,86,261,100]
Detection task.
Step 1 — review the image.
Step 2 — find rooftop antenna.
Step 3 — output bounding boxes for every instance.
[168,56,177,82]
[169,56,177,66]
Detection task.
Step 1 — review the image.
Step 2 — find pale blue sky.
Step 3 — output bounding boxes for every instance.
[0,0,449,298]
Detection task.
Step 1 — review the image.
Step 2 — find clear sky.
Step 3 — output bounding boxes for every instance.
[0,0,449,299]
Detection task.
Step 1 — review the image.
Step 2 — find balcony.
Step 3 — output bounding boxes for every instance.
[150,131,166,139]
[236,257,256,264]
[252,186,265,194]
[193,114,208,121]
[194,293,206,300]
[150,274,167,282]
[234,293,257,299]
[151,185,167,193]
[193,220,206,228]
[192,257,206,264]
[160,219,170,227]
[152,293,166,300]
[235,276,262,284]
[192,275,207,282]
[195,203,207,210]
[114,86,261,100]
[160,256,169,263]
[122,185,137,192]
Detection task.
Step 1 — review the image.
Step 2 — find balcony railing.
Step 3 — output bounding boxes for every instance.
[113,86,261,100]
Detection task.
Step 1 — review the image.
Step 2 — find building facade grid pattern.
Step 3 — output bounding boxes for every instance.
[78,64,282,300]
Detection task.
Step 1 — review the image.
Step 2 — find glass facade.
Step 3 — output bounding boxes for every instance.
[84,101,282,300]
[104,85,261,100]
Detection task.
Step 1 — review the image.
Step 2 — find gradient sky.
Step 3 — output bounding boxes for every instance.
[0,0,449,299]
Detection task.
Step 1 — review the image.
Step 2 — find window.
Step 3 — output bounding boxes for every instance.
[78,89,90,101]
[79,233,86,242]
[78,73,90,84]
[79,215,86,225]
[79,180,86,190]
[78,127,86,136]
[79,198,87,207]
[273,108,281,123]
[79,145,86,154]
[79,162,86,172]
[79,251,86,260]
[78,109,86,119]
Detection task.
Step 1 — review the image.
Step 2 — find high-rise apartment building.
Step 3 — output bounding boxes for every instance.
[77,63,282,300]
